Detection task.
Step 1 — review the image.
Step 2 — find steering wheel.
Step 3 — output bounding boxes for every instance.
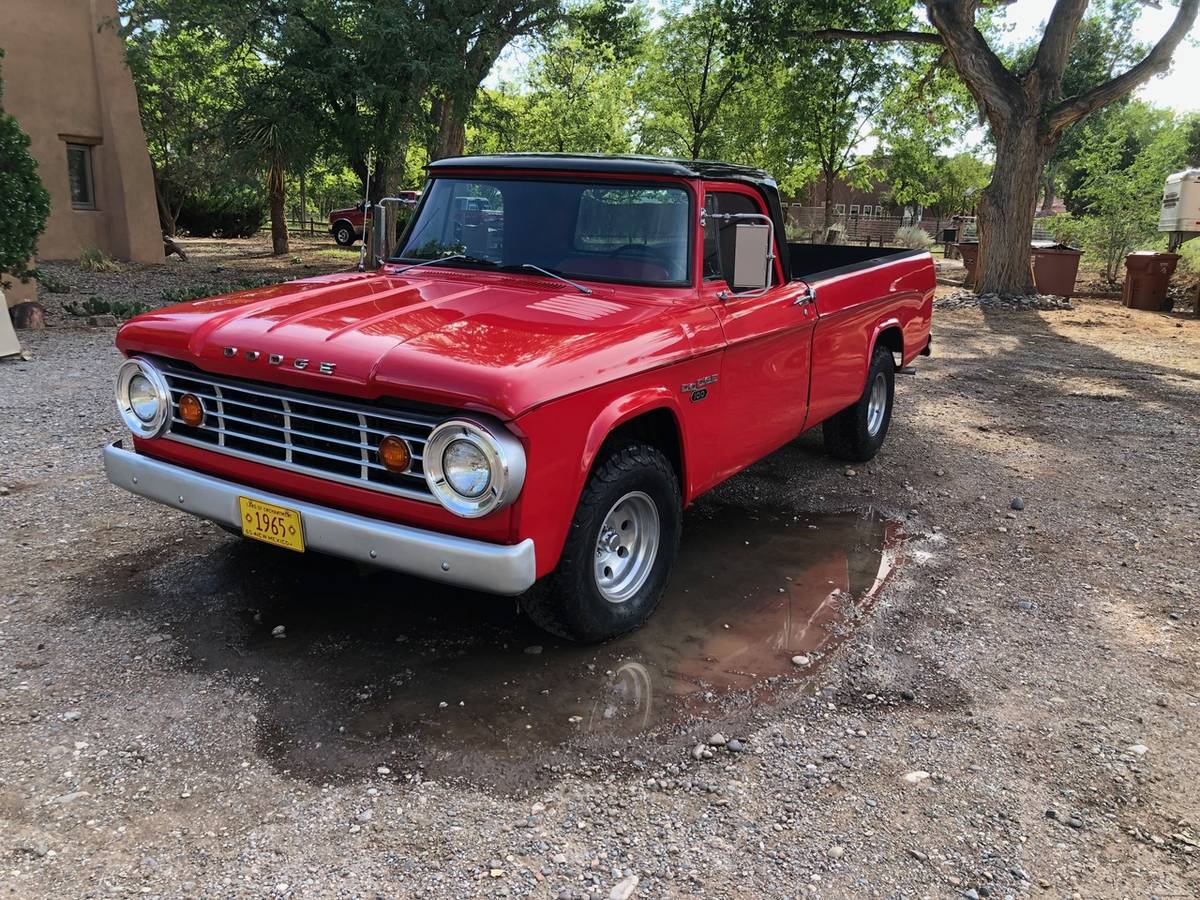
[607,243,680,279]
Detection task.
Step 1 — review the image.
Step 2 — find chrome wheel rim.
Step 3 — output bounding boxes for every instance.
[866,372,888,436]
[594,491,660,604]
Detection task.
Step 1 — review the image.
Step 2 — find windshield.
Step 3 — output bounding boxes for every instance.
[393,177,692,287]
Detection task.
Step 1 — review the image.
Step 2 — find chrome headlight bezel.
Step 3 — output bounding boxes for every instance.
[424,418,526,518]
[115,358,171,438]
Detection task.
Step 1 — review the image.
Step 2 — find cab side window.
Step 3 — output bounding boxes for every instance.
[701,191,762,285]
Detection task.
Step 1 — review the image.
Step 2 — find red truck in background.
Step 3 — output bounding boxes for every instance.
[106,154,933,642]
[329,191,420,246]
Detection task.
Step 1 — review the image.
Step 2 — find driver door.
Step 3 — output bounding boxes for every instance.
[704,185,815,467]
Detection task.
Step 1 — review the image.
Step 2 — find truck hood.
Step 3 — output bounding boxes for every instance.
[116,269,709,419]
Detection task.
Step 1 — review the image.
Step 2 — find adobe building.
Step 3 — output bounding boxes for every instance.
[1,0,161,306]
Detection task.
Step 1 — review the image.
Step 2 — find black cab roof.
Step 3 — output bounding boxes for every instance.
[427,153,776,189]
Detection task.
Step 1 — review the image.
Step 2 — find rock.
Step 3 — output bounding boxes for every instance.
[609,875,639,900]
[1125,744,1149,756]
[691,743,707,761]
[1045,809,1058,820]
[553,853,568,865]
[727,739,744,753]
[844,468,857,477]
[827,845,844,859]
[1068,817,1083,829]
[707,733,727,747]
[901,770,931,784]
[962,890,980,900]
[900,689,915,701]
[791,654,811,667]
[1017,600,1034,611]
[523,645,543,655]
[9,302,46,329]
[87,314,118,327]
[906,848,927,862]
[271,625,286,638]
[61,710,82,722]
[1010,496,1025,511]
[376,765,391,775]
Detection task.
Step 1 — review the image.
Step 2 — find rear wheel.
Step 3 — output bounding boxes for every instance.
[823,345,896,462]
[522,442,681,643]
[332,222,356,246]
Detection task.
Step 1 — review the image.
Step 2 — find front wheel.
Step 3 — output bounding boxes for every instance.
[822,345,896,462]
[522,442,681,643]
[332,222,356,246]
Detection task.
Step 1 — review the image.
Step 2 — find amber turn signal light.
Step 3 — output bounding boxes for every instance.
[178,393,204,427]
[378,435,412,473]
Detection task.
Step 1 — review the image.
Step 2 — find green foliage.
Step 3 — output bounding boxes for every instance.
[1067,103,1189,279]
[160,274,288,304]
[0,50,51,286]
[176,180,265,238]
[470,24,639,156]
[78,248,121,273]
[64,296,151,320]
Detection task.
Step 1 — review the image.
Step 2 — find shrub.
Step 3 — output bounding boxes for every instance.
[159,273,287,304]
[176,183,265,238]
[894,225,934,250]
[64,296,150,320]
[0,50,50,289]
[37,271,73,293]
[79,247,120,272]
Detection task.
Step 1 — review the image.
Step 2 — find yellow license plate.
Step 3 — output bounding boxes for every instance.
[238,496,305,552]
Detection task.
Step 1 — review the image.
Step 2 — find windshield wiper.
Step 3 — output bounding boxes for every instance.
[392,253,465,274]
[515,263,592,295]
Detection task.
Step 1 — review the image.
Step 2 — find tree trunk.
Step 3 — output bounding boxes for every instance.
[975,124,1047,295]
[431,91,469,161]
[268,161,289,256]
[1040,163,1057,212]
[823,177,835,234]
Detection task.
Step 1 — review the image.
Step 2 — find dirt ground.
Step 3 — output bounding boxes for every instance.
[1,239,1198,898]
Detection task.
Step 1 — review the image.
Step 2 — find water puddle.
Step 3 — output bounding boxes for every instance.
[94,503,903,788]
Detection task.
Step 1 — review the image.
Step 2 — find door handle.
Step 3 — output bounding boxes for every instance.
[793,284,816,307]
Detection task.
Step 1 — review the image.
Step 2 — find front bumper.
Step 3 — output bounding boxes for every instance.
[102,441,536,595]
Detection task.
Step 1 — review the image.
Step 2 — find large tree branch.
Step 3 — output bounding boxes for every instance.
[786,27,943,45]
[925,0,1023,126]
[1046,0,1199,132]
[1029,0,1088,98]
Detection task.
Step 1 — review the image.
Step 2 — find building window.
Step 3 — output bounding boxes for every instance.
[849,204,860,216]
[875,205,883,217]
[67,144,96,209]
[835,203,846,215]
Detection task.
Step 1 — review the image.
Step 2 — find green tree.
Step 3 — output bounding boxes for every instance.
[634,1,749,161]
[0,50,50,289]
[761,0,1199,295]
[122,18,258,235]
[1069,103,1188,278]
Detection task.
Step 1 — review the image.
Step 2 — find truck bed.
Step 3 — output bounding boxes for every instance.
[788,242,926,282]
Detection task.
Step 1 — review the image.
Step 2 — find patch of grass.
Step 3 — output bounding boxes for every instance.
[160,274,289,304]
[63,296,150,320]
[78,248,121,273]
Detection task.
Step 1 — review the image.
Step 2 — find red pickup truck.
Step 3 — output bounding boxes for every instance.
[329,192,419,246]
[106,154,933,642]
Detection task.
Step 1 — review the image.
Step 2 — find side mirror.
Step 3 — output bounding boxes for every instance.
[732,222,771,291]
[371,202,388,264]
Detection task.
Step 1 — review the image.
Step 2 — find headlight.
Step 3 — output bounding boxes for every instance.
[115,358,171,438]
[424,419,526,517]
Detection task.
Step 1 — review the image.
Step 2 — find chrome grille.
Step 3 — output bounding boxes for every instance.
[158,362,440,502]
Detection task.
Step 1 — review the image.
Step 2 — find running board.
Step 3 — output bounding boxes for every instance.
[897,366,918,375]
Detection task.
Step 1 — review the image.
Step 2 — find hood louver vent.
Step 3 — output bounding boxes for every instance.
[527,296,628,321]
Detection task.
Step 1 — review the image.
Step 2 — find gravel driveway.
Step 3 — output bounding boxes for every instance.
[1,255,1198,898]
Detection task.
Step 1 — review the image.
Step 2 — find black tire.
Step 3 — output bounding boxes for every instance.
[332,222,356,246]
[522,442,682,643]
[822,345,896,462]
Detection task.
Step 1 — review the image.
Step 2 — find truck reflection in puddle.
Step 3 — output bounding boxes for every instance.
[308,506,904,780]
